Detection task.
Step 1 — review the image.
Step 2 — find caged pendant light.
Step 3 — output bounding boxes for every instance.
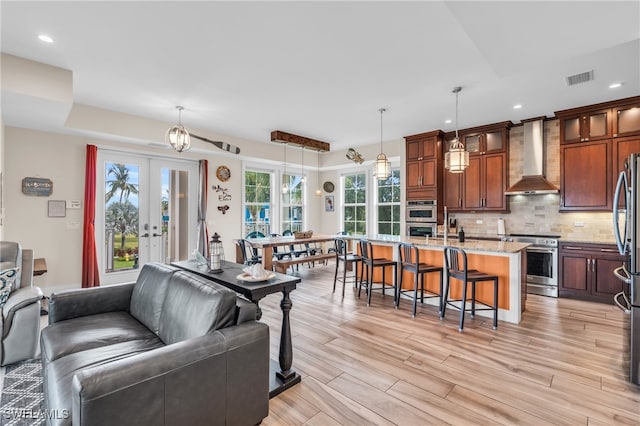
[166,106,191,152]
[444,86,469,173]
[373,108,391,179]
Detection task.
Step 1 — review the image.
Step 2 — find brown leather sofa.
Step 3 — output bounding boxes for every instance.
[40,262,269,426]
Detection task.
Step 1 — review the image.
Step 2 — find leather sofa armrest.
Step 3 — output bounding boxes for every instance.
[235,297,257,324]
[3,286,43,316]
[48,282,135,324]
[70,321,269,425]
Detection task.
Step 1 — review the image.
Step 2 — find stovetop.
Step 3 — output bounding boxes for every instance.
[502,233,560,247]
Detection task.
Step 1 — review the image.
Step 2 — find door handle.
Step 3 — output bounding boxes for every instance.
[140,233,149,238]
[152,233,163,237]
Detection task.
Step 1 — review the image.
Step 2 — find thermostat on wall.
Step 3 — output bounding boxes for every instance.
[66,200,81,209]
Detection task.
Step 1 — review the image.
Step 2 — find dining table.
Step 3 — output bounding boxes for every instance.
[236,234,339,271]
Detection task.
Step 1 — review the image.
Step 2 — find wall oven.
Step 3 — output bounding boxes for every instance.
[406,200,437,222]
[406,222,437,238]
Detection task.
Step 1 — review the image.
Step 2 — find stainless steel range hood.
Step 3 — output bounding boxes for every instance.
[505,118,559,195]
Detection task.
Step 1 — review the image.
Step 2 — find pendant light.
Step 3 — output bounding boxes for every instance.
[315,150,322,196]
[444,86,469,173]
[300,146,306,184]
[281,143,289,194]
[165,106,191,152]
[374,108,391,179]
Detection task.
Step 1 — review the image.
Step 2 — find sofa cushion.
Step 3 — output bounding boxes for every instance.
[129,263,178,334]
[41,311,157,364]
[158,271,236,345]
[44,337,165,426]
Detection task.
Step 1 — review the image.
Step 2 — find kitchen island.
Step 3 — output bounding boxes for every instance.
[345,235,529,324]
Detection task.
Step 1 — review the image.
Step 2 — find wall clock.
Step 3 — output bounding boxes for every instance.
[216,165,231,182]
[323,181,335,193]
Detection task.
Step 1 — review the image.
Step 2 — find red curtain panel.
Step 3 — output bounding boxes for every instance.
[82,144,100,287]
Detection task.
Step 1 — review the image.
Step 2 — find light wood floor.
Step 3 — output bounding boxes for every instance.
[259,261,640,425]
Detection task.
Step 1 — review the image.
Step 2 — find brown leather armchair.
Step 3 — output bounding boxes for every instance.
[0,241,44,366]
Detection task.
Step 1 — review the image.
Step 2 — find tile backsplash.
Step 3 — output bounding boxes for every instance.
[448,119,615,243]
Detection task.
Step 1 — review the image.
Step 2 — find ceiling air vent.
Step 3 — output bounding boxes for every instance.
[565,70,594,86]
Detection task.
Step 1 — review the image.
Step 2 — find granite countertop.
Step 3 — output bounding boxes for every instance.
[344,234,529,254]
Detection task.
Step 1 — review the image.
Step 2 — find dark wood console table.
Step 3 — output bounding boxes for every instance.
[171,260,301,398]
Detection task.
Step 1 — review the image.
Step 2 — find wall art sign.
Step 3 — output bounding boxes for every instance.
[212,184,232,201]
[22,177,53,196]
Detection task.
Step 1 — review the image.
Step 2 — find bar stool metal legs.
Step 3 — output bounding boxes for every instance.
[441,246,499,331]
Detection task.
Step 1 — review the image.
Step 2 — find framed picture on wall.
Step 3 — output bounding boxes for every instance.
[325,195,334,212]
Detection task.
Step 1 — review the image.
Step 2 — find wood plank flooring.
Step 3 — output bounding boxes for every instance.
[260,261,640,425]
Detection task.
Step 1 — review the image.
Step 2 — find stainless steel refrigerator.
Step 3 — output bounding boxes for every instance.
[613,153,640,385]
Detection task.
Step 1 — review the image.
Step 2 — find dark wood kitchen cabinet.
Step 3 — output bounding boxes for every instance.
[557,96,640,212]
[559,242,625,304]
[405,130,443,202]
[443,121,511,212]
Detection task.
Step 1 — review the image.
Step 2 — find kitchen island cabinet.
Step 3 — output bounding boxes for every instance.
[346,235,528,324]
[559,242,625,304]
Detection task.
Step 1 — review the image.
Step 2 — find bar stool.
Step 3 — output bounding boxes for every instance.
[358,240,398,307]
[441,246,499,331]
[332,237,362,297]
[397,243,443,318]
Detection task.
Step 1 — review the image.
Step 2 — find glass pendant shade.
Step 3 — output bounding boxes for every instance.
[166,124,191,152]
[374,108,392,179]
[374,153,391,179]
[166,106,191,152]
[444,138,469,173]
[445,86,468,173]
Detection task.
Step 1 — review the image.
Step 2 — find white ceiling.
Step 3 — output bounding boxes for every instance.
[1,1,638,151]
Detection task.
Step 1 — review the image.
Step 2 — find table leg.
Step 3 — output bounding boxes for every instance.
[262,246,273,271]
[269,287,301,398]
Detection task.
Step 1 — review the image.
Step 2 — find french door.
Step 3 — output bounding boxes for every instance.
[96,151,198,284]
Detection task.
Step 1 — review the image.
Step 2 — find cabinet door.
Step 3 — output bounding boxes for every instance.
[421,159,437,188]
[443,170,462,211]
[483,153,507,210]
[485,130,506,153]
[560,253,590,295]
[560,141,611,211]
[614,103,640,138]
[585,109,611,141]
[463,157,482,210]
[406,161,422,190]
[593,256,625,299]
[613,137,640,208]
[406,140,422,161]
[463,134,482,155]
[562,116,583,144]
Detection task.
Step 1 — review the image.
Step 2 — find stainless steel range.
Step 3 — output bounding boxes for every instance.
[502,233,560,297]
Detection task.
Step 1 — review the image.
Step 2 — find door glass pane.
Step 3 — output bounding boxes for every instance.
[464,134,480,153]
[104,163,139,272]
[564,117,581,140]
[589,112,607,137]
[485,131,503,151]
[164,169,190,263]
[617,107,640,134]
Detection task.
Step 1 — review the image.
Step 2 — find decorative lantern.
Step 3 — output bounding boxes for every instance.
[209,232,225,273]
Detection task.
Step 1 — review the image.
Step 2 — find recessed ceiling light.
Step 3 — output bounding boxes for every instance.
[609,82,622,89]
[444,119,452,124]
[38,34,54,43]
[513,104,522,109]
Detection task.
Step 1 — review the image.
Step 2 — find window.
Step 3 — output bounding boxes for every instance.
[343,173,367,235]
[377,169,401,235]
[244,170,272,237]
[281,173,304,233]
